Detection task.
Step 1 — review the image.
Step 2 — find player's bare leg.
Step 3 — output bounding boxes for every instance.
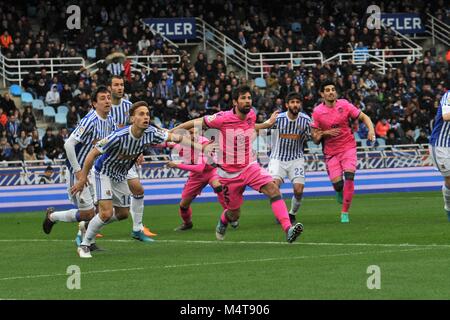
[128,178,157,237]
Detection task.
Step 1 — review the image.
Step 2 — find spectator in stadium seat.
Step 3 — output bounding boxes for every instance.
[375,118,390,139]
[403,129,416,145]
[37,166,54,184]
[66,105,80,130]
[0,30,12,48]
[0,136,12,161]
[23,144,37,161]
[8,143,23,162]
[1,93,17,116]
[45,84,61,110]
[0,107,8,128]
[6,114,20,145]
[385,129,402,146]
[60,83,73,105]
[16,130,31,150]
[415,130,429,144]
[42,128,57,159]
[29,130,42,155]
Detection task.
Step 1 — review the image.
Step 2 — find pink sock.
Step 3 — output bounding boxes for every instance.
[220,209,229,225]
[342,180,355,213]
[179,206,192,224]
[271,199,291,232]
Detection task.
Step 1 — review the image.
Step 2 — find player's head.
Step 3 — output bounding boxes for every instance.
[233,85,252,114]
[130,101,151,130]
[92,85,111,115]
[285,92,302,115]
[320,80,337,103]
[109,75,124,99]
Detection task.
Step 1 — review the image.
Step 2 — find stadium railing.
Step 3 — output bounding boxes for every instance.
[84,55,182,74]
[195,17,423,78]
[425,13,450,47]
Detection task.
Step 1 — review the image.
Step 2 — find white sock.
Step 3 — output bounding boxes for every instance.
[130,195,144,232]
[50,209,79,222]
[81,214,106,246]
[289,195,302,215]
[442,185,450,211]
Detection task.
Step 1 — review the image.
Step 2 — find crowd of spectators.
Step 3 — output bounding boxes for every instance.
[0,1,449,161]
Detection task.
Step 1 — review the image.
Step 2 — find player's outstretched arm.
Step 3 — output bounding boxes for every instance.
[169,118,205,133]
[359,112,376,142]
[71,147,101,195]
[255,110,279,131]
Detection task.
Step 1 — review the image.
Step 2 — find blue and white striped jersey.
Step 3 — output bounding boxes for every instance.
[110,98,132,128]
[67,110,117,174]
[269,112,311,161]
[94,125,169,182]
[431,91,450,147]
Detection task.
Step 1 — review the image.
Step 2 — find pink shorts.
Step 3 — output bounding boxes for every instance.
[325,148,357,181]
[217,162,273,210]
[181,169,219,199]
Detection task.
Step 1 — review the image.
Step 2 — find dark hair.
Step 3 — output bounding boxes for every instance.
[319,80,336,92]
[129,101,150,116]
[92,85,110,102]
[109,75,124,85]
[285,92,302,103]
[232,85,252,101]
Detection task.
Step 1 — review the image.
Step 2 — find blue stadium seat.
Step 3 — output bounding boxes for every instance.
[57,105,69,115]
[9,84,22,97]
[360,139,368,147]
[55,113,67,126]
[37,128,46,140]
[21,92,33,105]
[87,48,96,59]
[353,132,361,141]
[43,106,56,121]
[32,99,45,110]
[376,138,386,150]
[255,77,266,88]
[291,22,301,32]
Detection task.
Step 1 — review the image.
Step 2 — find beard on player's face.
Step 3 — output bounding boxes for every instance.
[288,107,299,115]
[237,104,251,114]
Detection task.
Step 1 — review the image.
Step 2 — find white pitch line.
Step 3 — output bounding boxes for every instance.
[0,247,434,282]
[0,238,450,248]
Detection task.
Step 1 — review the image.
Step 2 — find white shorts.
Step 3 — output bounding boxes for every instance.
[126,165,140,180]
[268,158,305,184]
[430,146,450,177]
[93,171,132,207]
[66,171,95,211]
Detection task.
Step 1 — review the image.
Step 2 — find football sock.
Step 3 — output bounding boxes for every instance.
[179,206,192,224]
[271,198,291,232]
[130,194,144,232]
[442,185,450,211]
[50,209,79,222]
[342,180,355,213]
[289,195,302,215]
[220,209,229,225]
[82,214,106,246]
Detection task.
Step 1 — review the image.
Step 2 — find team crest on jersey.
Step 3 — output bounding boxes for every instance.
[97,138,109,148]
[338,107,343,113]
[246,118,252,125]
[78,126,85,135]
[207,114,217,123]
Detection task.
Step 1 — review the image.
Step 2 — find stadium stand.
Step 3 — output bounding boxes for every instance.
[0,0,448,164]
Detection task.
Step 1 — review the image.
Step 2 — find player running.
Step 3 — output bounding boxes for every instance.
[72,101,212,258]
[311,80,375,223]
[171,85,304,243]
[109,75,157,240]
[429,90,450,221]
[164,127,223,231]
[42,86,115,251]
[267,92,311,224]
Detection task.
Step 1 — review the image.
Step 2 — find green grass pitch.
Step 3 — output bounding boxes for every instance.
[0,191,449,300]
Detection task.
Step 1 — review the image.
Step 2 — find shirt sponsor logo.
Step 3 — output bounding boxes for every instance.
[280,134,301,140]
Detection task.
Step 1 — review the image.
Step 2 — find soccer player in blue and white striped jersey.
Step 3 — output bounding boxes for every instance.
[43,86,116,239]
[109,75,157,240]
[267,92,311,223]
[72,101,212,258]
[430,90,450,220]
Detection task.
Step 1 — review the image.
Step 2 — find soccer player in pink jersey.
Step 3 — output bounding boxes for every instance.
[171,85,304,243]
[164,127,223,231]
[311,80,375,223]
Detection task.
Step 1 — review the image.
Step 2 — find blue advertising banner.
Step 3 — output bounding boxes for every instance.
[381,13,425,34]
[142,18,196,40]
